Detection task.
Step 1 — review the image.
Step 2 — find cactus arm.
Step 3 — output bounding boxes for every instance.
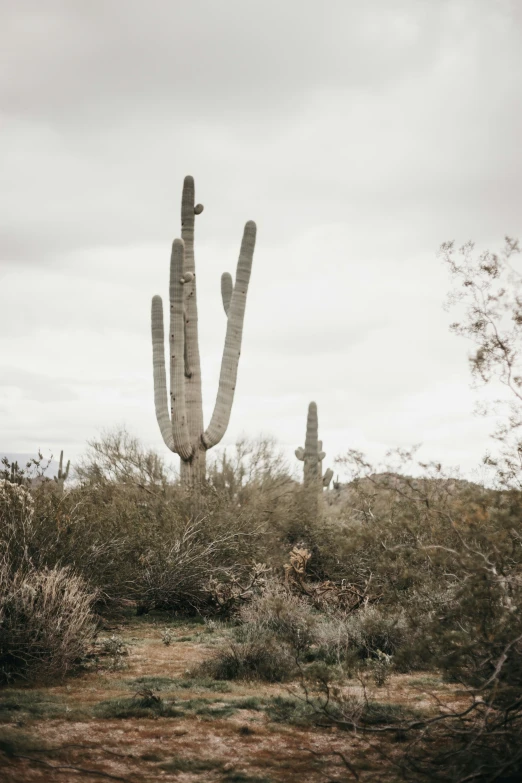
[151,294,175,450]
[53,451,62,484]
[169,239,193,460]
[57,450,70,480]
[53,450,71,490]
[180,175,199,273]
[295,447,305,460]
[221,273,233,315]
[323,468,334,488]
[202,220,257,449]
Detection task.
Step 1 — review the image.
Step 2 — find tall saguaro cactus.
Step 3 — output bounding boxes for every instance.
[295,402,332,491]
[151,176,256,486]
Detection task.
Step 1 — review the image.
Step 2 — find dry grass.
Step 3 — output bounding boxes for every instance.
[0,613,471,783]
[0,562,98,683]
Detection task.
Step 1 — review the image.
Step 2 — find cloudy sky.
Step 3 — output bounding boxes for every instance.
[2,0,522,481]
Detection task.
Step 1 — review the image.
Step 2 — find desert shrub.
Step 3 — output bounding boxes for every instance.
[342,604,410,659]
[207,435,293,503]
[74,426,173,489]
[0,560,98,683]
[311,608,404,668]
[267,486,330,575]
[0,430,308,615]
[238,577,319,652]
[0,443,269,612]
[199,634,296,682]
[295,447,522,781]
[0,480,35,566]
[204,562,269,616]
[133,509,264,612]
[8,480,143,604]
[0,479,34,522]
[311,616,354,665]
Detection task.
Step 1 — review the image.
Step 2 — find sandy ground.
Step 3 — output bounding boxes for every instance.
[0,615,466,783]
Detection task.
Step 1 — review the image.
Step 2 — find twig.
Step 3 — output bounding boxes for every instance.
[299,746,360,780]
[5,753,135,782]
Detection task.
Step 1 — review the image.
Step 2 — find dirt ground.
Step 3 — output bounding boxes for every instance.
[0,614,465,783]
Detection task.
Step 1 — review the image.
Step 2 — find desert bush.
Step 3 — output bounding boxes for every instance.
[0,479,34,521]
[310,606,408,671]
[342,604,409,659]
[294,445,522,781]
[0,479,35,568]
[134,510,263,613]
[199,630,296,683]
[238,577,319,652]
[311,616,354,666]
[0,443,269,612]
[0,559,98,683]
[74,426,173,489]
[207,435,293,501]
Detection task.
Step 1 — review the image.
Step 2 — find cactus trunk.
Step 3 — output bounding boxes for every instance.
[151,176,256,488]
[295,402,331,497]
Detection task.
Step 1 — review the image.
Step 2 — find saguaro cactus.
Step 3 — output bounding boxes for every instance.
[295,402,332,491]
[151,176,256,486]
[53,450,70,494]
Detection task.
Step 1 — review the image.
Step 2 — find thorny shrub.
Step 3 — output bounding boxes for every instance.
[199,627,297,683]
[0,560,98,683]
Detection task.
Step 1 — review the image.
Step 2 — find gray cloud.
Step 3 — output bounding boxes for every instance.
[1,1,450,119]
[1,0,521,263]
[1,366,77,402]
[2,0,522,478]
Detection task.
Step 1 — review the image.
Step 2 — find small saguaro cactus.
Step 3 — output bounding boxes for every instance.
[151,176,256,487]
[53,450,70,493]
[295,402,332,491]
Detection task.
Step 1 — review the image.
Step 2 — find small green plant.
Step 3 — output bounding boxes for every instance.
[0,690,68,721]
[161,627,173,646]
[94,695,183,720]
[366,649,393,687]
[171,676,233,692]
[126,676,177,691]
[131,686,162,705]
[98,635,129,671]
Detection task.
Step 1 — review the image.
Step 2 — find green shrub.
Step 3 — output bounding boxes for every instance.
[199,633,296,682]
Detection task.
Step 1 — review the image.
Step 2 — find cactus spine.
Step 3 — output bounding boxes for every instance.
[151,176,256,487]
[295,402,332,492]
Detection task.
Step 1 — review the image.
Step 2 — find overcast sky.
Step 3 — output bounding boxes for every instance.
[2,0,522,481]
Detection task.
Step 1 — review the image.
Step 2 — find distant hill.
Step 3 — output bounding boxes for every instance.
[324,471,488,520]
